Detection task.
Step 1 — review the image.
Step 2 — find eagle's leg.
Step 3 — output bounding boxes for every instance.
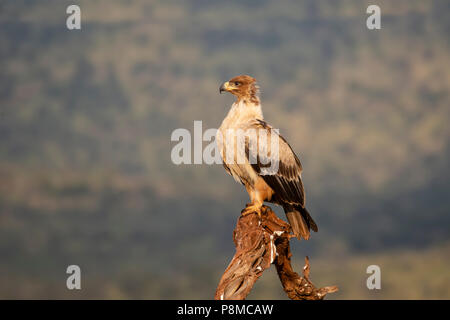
[241,182,267,218]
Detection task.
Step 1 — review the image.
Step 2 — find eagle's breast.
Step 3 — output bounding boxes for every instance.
[217,101,264,186]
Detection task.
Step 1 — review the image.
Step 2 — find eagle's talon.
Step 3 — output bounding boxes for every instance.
[241,204,262,217]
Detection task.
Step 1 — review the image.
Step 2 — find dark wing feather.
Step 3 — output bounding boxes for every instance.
[245,119,305,206]
[222,162,232,176]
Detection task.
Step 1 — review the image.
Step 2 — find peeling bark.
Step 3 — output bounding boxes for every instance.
[214,205,338,300]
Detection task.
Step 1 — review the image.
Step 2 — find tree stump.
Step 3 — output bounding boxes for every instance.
[214,205,338,300]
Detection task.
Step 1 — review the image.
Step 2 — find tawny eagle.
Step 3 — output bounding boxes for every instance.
[217,75,318,240]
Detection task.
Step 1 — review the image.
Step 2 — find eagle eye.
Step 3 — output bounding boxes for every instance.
[234,81,241,86]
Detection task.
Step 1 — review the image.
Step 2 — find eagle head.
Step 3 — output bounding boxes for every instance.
[219,75,260,104]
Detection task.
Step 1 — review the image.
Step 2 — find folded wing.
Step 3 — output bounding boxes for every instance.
[244,119,305,207]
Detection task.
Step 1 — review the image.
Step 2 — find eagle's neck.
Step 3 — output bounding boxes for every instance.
[220,100,264,129]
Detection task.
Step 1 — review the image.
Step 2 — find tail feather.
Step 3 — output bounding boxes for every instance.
[284,205,318,240]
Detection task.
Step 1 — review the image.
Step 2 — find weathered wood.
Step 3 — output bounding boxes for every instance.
[214,205,338,300]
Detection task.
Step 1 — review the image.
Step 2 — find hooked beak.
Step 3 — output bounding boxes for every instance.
[219,81,230,94]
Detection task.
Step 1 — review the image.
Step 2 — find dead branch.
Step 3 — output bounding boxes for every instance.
[214,205,338,300]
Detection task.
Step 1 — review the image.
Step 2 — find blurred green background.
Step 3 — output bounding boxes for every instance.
[0,0,449,299]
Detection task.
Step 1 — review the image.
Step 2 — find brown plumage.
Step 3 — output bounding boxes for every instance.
[218,75,318,240]
[219,75,260,105]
